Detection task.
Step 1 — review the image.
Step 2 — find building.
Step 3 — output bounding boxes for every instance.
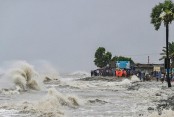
[134,63,164,73]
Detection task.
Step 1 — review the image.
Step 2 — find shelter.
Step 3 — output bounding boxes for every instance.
[134,63,164,73]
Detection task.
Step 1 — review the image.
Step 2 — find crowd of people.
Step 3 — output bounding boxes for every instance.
[91,68,174,82]
[91,68,133,77]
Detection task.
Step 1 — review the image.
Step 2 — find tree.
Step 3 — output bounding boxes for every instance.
[160,42,174,61]
[94,47,112,68]
[104,52,112,65]
[151,0,174,87]
[111,56,134,65]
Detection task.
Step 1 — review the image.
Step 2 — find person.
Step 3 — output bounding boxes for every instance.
[160,73,165,83]
[91,70,94,77]
[156,71,159,81]
[138,71,142,80]
[157,71,161,82]
[115,70,118,77]
[142,72,145,81]
[94,70,97,76]
[123,69,127,77]
[119,69,123,77]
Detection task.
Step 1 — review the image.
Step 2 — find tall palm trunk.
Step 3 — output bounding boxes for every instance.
[166,22,172,87]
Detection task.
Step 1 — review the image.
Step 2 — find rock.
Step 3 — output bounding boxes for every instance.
[127,84,140,90]
[156,93,161,96]
[148,107,154,110]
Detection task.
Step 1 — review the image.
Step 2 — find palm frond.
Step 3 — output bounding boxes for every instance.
[151,0,174,29]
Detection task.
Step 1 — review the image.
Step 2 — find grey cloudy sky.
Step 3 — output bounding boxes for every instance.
[0,0,174,72]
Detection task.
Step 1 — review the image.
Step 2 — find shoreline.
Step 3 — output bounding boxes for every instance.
[78,76,131,81]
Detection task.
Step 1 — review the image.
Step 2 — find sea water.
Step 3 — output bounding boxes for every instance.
[0,61,174,117]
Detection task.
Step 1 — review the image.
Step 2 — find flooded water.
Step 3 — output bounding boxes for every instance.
[0,61,174,117]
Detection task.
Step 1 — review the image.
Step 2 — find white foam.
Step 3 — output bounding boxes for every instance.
[0,88,20,95]
[35,61,60,81]
[131,75,140,82]
[0,87,82,117]
[64,81,98,89]
[0,61,44,93]
[148,109,174,117]
[120,79,131,86]
[0,109,20,116]
[70,71,90,78]
[46,88,83,107]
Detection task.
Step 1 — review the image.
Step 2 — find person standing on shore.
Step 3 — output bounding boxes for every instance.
[157,71,161,82]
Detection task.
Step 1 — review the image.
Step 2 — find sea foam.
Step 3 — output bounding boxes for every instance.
[0,61,44,94]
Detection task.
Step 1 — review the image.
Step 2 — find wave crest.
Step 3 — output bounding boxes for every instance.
[3,61,42,92]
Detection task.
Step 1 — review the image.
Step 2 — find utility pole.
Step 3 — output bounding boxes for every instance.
[166,22,171,87]
[148,56,149,64]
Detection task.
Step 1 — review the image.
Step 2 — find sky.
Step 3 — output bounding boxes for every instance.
[0,0,174,72]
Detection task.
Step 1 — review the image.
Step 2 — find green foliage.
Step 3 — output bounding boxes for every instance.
[160,41,174,60]
[104,52,112,64]
[151,0,174,30]
[94,47,135,68]
[151,0,174,87]
[160,42,174,70]
[151,0,174,63]
[94,47,112,68]
[111,56,134,65]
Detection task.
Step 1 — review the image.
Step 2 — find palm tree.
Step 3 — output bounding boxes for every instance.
[151,0,174,87]
[160,42,174,73]
[160,42,174,61]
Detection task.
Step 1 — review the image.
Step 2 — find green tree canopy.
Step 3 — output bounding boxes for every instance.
[94,47,112,68]
[160,42,174,69]
[160,41,174,60]
[94,47,134,68]
[151,0,174,30]
[111,56,134,65]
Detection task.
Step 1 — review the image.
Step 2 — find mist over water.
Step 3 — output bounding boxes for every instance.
[0,61,174,117]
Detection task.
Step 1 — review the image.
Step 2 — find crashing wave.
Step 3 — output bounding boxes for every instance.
[46,88,81,107]
[35,62,60,82]
[131,75,140,82]
[0,61,43,93]
[0,88,82,117]
[120,79,131,86]
[70,71,90,78]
